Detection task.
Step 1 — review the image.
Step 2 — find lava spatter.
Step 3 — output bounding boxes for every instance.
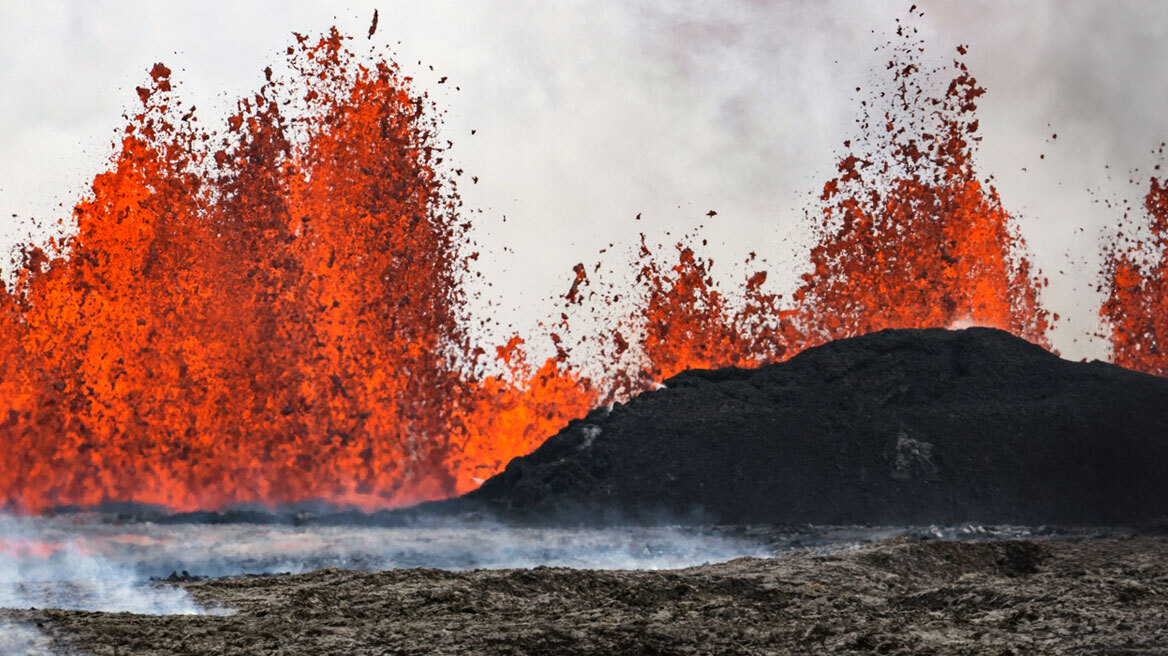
[571,236,801,402]
[1100,154,1168,376]
[0,29,592,513]
[794,36,1050,348]
[2,21,1060,515]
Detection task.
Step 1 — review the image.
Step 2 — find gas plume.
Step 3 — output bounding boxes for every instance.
[0,515,217,615]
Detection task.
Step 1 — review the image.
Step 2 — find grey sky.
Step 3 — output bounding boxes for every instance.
[1,1,1166,361]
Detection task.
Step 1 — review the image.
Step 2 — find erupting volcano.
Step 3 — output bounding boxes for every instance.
[0,23,1073,516]
[6,7,1168,655]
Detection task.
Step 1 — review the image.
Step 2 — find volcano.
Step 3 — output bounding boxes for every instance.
[425,327,1168,526]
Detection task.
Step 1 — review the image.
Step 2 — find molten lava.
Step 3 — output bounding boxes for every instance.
[794,39,1050,347]
[1,23,1057,515]
[1100,159,1168,376]
[573,34,1051,402]
[0,30,592,513]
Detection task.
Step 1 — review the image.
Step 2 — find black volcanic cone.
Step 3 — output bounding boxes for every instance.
[438,328,1168,526]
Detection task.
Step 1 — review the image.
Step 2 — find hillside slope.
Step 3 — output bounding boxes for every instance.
[445,328,1168,525]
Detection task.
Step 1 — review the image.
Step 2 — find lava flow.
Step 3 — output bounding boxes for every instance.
[1,24,1054,514]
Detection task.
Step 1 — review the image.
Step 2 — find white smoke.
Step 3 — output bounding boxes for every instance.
[0,514,225,615]
[0,621,65,656]
[2,514,781,579]
[2,512,1067,583]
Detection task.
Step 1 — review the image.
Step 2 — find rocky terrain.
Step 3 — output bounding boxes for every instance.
[431,327,1168,526]
[6,536,1166,655]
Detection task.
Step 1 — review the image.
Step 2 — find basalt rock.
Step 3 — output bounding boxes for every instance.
[22,538,1168,655]
[439,327,1168,526]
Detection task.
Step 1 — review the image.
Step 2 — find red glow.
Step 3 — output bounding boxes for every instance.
[0,30,592,513]
[794,42,1050,347]
[0,538,66,559]
[1100,161,1168,375]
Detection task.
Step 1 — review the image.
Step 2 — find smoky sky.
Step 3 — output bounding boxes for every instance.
[1,1,1166,360]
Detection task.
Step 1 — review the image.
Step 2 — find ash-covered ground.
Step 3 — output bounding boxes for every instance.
[0,523,1163,655]
[2,531,1165,655]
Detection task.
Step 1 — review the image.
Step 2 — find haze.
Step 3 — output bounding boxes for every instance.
[2,1,1166,360]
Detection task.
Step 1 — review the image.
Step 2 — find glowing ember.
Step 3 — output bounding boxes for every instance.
[1100,152,1168,375]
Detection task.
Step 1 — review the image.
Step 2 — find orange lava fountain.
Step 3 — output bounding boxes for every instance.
[0,30,593,514]
[794,37,1051,347]
[572,31,1051,404]
[1,21,1058,515]
[1100,156,1168,376]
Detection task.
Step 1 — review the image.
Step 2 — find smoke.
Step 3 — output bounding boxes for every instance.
[1,514,784,580]
[928,0,1168,167]
[0,621,66,656]
[2,512,1080,581]
[0,515,224,615]
[448,0,892,340]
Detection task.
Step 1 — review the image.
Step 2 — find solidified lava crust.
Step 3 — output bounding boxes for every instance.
[439,327,1168,527]
[7,537,1167,655]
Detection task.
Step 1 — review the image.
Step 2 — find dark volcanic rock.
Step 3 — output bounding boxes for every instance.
[445,327,1168,525]
[20,537,1168,655]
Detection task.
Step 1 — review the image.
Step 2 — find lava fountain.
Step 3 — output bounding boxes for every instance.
[568,27,1051,401]
[793,37,1051,348]
[1100,148,1168,376]
[1,22,1054,515]
[0,30,594,514]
